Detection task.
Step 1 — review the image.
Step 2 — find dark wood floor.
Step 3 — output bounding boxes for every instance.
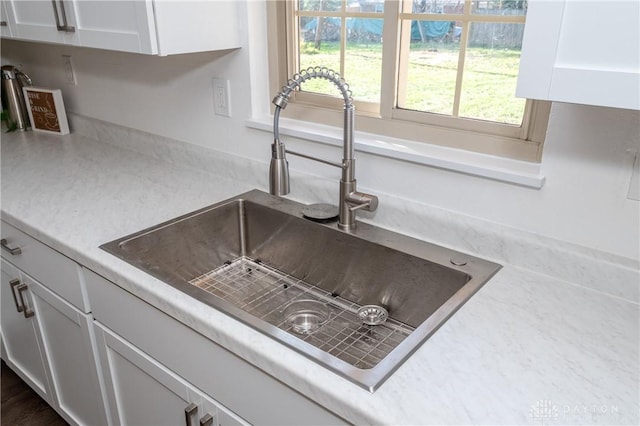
[1,360,68,426]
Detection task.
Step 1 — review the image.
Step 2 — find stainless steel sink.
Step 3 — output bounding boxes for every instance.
[101,189,501,391]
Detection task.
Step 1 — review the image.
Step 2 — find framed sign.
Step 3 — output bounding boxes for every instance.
[22,87,70,135]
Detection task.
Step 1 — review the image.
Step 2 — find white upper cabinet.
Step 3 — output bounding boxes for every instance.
[4,1,71,45]
[1,1,13,38]
[516,0,639,110]
[3,0,240,55]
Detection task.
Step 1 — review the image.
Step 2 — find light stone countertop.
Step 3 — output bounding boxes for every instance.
[1,127,638,425]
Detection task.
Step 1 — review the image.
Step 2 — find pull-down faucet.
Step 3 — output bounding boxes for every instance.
[269,67,378,232]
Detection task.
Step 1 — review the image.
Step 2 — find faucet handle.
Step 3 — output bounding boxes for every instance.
[346,191,378,212]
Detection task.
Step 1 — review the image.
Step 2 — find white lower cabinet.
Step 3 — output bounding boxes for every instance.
[26,273,108,425]
[1,258,51,402]
[1,221,107,426]
[205,394,246,426]
[95,323,245,426]
[1,259,108,425]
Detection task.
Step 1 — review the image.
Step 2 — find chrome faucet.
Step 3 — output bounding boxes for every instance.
[269,67,378,232]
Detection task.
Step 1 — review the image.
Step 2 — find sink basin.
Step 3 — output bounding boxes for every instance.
[101,189,501,391]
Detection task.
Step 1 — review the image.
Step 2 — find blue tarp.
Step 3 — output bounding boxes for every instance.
[412,20,452,39]
[347,18,384,36]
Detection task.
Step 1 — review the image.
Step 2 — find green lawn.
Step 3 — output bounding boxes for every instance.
[299,41,526,125]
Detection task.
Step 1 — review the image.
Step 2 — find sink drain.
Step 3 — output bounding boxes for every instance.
[357,305,388,326]
[283,299,330,334]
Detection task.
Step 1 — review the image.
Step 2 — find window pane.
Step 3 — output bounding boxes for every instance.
[345,18,383,103]
[348,0,384,13]
[459,22,526,124]
[471,0,527,16]
[298,16,342,95]
[299,0,341,13]
[410,0,464,15]
[398,20,460,115]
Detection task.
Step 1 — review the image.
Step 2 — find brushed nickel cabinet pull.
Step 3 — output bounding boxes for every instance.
[1,238,22,255]
[199,413,214,426]
[51,0,75,32]
[184,403,198,426]
[9,278,24,312]
[16,284,34,318]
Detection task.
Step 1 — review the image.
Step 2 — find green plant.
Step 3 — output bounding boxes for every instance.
[1,110,18,132]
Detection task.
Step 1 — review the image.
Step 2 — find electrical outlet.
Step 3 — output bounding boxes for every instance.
[212,78,231,117]
[62,55,77,85]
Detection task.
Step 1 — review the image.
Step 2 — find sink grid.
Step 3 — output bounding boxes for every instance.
[188,257,415,369]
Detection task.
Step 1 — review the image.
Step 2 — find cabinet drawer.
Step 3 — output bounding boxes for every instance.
[84,268,347,426]
[1,221,87,312]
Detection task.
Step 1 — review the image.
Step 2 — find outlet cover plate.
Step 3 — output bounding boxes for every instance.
[213,78,231,117]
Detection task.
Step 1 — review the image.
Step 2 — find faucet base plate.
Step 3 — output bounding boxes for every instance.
[301,203,339,222]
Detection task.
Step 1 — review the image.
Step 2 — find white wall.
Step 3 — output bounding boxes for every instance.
[2,1,638,261]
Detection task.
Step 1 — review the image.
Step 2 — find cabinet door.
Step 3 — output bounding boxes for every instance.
[0,259,51,403]
[206,397,250,426]
[152,0,240,55]
[27,274,108,426]
[4,0,76,44]
[517,0,640,110]
[1,0,13,37]
[95,323,208,426]
[69,0,158,54]
[3,0,157,53]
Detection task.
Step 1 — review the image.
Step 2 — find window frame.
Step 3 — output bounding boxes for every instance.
[266,0,550,162]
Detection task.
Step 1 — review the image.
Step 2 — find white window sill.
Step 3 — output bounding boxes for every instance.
[246,116,545,189]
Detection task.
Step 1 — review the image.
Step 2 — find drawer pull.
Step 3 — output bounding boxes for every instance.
[1,239,22,255]
[9,278,24,312]
[16,284,34,318]
[51,0,75,32]
[184,402,198,426]
[199,413,214,426]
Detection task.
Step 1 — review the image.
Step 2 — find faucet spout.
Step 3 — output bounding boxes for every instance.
[269,138,290,196]
[268,67,378,231]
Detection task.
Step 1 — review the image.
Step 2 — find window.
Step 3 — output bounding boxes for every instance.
[267,0,550,162]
